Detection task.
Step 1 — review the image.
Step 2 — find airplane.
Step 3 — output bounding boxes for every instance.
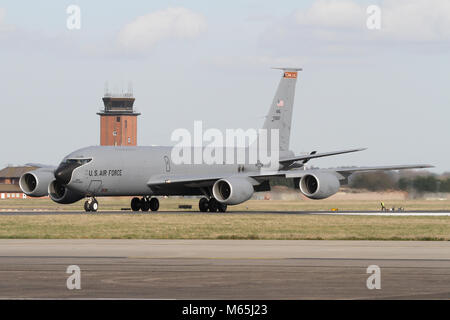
[19,68,432,212]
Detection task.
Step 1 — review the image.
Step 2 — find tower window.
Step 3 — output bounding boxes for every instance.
[116,116,121,122]
[125,120,127,128]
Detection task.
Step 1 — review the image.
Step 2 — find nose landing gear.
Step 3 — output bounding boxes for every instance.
[84,197,98,212]
[131,197,159,212]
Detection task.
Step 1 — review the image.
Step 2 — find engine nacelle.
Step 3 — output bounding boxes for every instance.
[212,177,254,205]
[19,168,55,197]
[48,180,84,204]
[299,172,340,200]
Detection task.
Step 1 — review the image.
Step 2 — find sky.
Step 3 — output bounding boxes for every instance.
[0,0,449,172]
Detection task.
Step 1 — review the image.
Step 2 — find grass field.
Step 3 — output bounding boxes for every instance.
[0,214,448,240]
[0,197,449,240]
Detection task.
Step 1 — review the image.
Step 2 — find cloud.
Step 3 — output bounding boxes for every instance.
[117,7,207,51]
[293,0,450,42]
[295,0,365,29]
[382,0,450,41]
[252,0,450,66]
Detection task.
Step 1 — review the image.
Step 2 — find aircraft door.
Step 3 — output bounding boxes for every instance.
[87,180,102,195]
[163,156,171,172]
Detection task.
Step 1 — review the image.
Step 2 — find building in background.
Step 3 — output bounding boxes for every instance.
[0,166,37,199]
[97,85,140,146]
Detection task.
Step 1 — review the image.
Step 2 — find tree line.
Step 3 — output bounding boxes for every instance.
[349,172,450,193]
[270,171,450,193]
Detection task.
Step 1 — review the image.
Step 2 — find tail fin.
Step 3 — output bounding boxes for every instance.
[262,67,301,152]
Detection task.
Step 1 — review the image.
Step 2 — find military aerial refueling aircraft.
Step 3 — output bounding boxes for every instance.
[19,68,431,212]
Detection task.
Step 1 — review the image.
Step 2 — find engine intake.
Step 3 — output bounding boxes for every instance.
[299,172,340,199]
[19,168,55,197]
[212,177,254,205]
[48,180,84,204]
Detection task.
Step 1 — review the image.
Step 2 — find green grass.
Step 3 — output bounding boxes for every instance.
[0,214,448,240]
[1,197,449,240]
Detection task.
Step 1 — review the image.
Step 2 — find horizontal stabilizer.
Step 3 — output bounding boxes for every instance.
[279,148,366,165]
[271,67,303,71]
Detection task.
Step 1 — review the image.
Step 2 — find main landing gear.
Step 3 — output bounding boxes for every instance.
[131,196,159,212]
[84,197,98,212]
[199,197,227,213]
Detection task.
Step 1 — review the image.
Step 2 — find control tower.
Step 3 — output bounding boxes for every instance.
[97,84,140,146]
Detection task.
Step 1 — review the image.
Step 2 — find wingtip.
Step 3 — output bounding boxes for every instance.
[411,164,434,168]
[403,164,434,169]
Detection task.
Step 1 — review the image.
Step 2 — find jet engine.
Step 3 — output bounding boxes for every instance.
[299,172,340,200]
[212,177,254,205]
[48,180,84,204]
[19,168,55,197]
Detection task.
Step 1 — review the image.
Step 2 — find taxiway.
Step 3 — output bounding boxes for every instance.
[0,239,449,299]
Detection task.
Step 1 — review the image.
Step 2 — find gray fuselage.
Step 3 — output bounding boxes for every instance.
[62,146,290,197]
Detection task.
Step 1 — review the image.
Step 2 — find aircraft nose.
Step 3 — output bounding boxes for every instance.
[54,163,78,185]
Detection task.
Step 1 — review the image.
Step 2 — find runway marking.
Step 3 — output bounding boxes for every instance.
[126,256,450,262]
[305,212,450,216]
[0,256,127,259]
[0,298,177,300]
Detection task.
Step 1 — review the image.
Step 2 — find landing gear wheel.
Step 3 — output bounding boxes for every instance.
[131,197,141,212]
[89,199,98,212]
[149,197,159,211]
[218,203,227,213]
[199,198,209,212]
[208,198,219,212]
[141,198,150,212]
[84,200,90,212]
[84,198,98,212]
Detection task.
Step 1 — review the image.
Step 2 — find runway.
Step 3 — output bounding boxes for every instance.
[0,240,449,299]
[1,210,450,216]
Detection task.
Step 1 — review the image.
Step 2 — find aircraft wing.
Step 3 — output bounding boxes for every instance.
[148,174,227,187]
[24,163,56,169]
[147,164,433,189]
[333,164,434,177]
[147,172,267,188]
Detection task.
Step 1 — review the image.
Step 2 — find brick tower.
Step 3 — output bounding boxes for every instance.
[97,86,140,146]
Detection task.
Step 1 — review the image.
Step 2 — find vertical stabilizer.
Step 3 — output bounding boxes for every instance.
[262,68,301,152]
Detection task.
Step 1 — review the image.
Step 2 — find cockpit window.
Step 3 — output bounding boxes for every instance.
[65,158,92,165]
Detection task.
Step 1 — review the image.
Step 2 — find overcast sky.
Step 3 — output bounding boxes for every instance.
[1,0,449,172]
